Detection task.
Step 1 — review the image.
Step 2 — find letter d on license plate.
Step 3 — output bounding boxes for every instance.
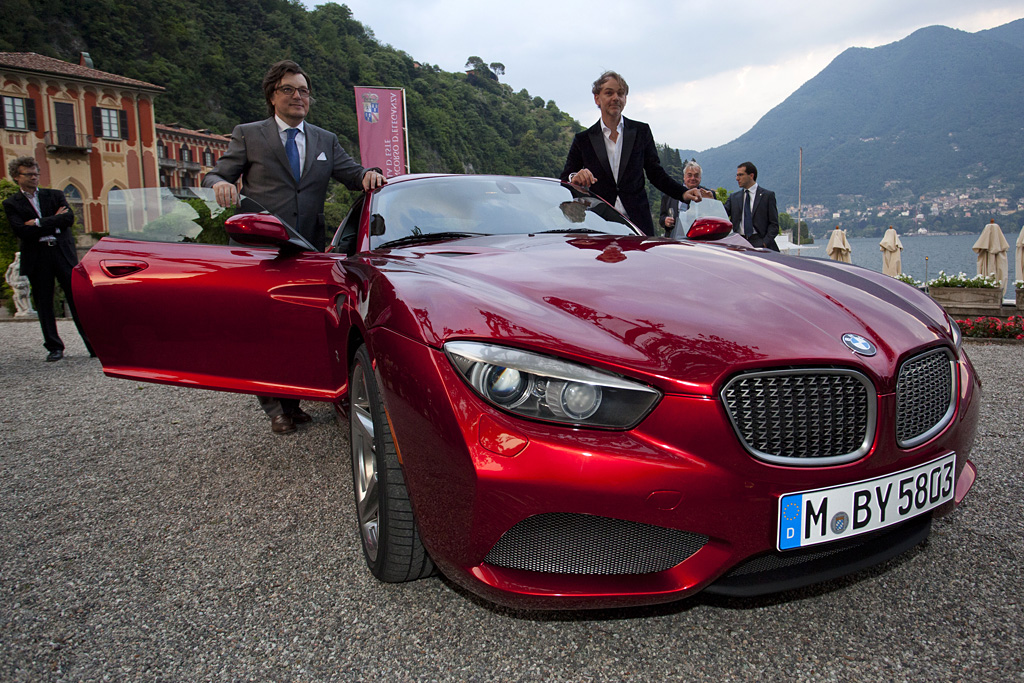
[777,453,956,551]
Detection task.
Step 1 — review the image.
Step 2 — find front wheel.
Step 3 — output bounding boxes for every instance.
[349,344,434,582]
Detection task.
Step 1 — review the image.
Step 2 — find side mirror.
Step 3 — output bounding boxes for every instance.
[686,217,733,241]
[225,213,291,247]
[370,213,386,236]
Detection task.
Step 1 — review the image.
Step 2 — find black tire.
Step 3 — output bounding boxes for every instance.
[349,344,434,582]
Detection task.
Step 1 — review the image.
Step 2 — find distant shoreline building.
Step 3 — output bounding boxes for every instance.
[0,51,163,234]
[155,123,230,197]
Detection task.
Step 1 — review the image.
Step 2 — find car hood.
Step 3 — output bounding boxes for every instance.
[362,234,953,395]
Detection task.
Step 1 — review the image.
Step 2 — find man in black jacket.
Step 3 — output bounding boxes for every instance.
[560,71,702,235]
[3,157,93,361]
[724,161,780,251]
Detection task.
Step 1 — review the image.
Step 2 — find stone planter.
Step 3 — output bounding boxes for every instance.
[1017,288,1024,312]
[929,287,1002,306]
[929,286,1002,318]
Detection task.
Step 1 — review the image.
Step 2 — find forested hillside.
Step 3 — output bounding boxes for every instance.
[0,0,579,179]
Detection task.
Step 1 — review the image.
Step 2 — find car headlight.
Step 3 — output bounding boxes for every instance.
[946,312,962,351]
[444,341,661,428]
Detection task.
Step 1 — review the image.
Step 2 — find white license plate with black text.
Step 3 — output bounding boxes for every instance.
[777,453,956,551]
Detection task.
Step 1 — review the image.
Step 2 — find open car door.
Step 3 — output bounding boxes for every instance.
[72,188,353,401]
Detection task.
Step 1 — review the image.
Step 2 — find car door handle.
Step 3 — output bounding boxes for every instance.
[100,260,149,278]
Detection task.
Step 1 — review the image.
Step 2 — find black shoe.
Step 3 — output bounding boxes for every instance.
[288,408,313,425]
[271,414,297,434]
[45,350,63,362]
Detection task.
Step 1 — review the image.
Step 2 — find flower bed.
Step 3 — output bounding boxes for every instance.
[929,271,1000,288]
[956,315,1024,340]
[895,273,924,288]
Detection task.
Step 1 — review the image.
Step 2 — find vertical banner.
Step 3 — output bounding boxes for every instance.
[354,86,409,179]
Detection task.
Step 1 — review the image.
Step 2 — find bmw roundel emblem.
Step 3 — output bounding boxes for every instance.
[842,333,877,356]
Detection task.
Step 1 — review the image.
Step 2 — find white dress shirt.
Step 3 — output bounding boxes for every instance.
[601,118,626,215]
[275,115,306,171]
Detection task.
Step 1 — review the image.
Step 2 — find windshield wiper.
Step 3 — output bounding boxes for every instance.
[378,231,490,249]
[535,228,609,234]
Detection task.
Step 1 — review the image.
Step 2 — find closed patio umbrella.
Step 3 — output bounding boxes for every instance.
[1016,224,1024,284]
[972,219,1009,286]
[879,226,903,276]
[826,226,851,263]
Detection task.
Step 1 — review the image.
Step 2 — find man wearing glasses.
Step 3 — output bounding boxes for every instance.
[203,60,385,434]
[3,157,94,361]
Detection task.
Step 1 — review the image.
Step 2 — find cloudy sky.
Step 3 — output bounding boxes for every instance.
[311,1,1023,152]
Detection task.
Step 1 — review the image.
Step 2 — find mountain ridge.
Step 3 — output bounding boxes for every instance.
[687,19,1024,233]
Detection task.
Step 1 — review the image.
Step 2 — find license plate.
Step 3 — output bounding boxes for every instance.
[777,453,956,551]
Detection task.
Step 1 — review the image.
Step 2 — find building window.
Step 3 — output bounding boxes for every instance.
[203,149,214,166]
[157,143,166,159]
[63,185,84,225]
[180,146,191,163]
[100,108,119,137]
[92,106,127,139]
[2,96,36,131]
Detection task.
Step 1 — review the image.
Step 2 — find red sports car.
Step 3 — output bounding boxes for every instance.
[73,177,979,610]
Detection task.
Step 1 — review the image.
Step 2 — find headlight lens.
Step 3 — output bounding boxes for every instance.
[946,312,962,351]
[444,341,661,428]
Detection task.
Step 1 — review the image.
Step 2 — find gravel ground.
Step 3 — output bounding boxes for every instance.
[1,320,1022,682]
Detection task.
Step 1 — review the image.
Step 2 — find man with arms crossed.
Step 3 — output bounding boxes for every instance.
[560,71,706,236]
[3,157,93,361]
[204,60,385,434]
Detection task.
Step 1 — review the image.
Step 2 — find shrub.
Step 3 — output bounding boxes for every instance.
[956,315,1024,340]
[895,273,923,287]
[929,271,999,288]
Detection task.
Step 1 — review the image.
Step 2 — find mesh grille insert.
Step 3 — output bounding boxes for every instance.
[721,369,875,465]
[896,348,955,448]
[484,513,707,575]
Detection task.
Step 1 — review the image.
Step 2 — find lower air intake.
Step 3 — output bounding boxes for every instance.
[484,513,707,575]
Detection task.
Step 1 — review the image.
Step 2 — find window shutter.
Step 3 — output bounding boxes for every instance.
[26,99,37,131]
[92,107,102,137]
[119,109,128,139]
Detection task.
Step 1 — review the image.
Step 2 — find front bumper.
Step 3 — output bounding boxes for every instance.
[367,329,980,609]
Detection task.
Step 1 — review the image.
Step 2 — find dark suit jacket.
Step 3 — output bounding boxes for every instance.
[659,185,711,232]
[560,117,686,236]
[203,117,369,251]
[3,189,77,277]
[724,186,780,251]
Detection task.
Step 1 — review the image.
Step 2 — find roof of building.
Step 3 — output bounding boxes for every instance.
[156,123,230,142]
[0,52,164,92]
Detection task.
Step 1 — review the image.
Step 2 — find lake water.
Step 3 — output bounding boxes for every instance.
[789,232,1021,301]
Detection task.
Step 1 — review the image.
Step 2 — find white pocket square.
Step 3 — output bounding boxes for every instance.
[316,152,327,161]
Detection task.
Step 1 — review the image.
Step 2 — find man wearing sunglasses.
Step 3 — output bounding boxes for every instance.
[203,60,385,434]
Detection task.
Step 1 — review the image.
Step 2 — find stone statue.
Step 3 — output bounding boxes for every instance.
[5,252,37,318]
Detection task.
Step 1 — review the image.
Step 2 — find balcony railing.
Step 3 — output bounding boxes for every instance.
[158,157,201,172]
[44,131,92,153]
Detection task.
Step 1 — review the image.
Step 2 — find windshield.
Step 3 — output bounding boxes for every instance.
[106,187,270,244]
[369,176,638,250]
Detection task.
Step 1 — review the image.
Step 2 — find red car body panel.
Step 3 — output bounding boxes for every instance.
[72,177,979,609]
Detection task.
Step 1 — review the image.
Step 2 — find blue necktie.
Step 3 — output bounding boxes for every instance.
[285,128,301,182]
[743,190,753,237]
